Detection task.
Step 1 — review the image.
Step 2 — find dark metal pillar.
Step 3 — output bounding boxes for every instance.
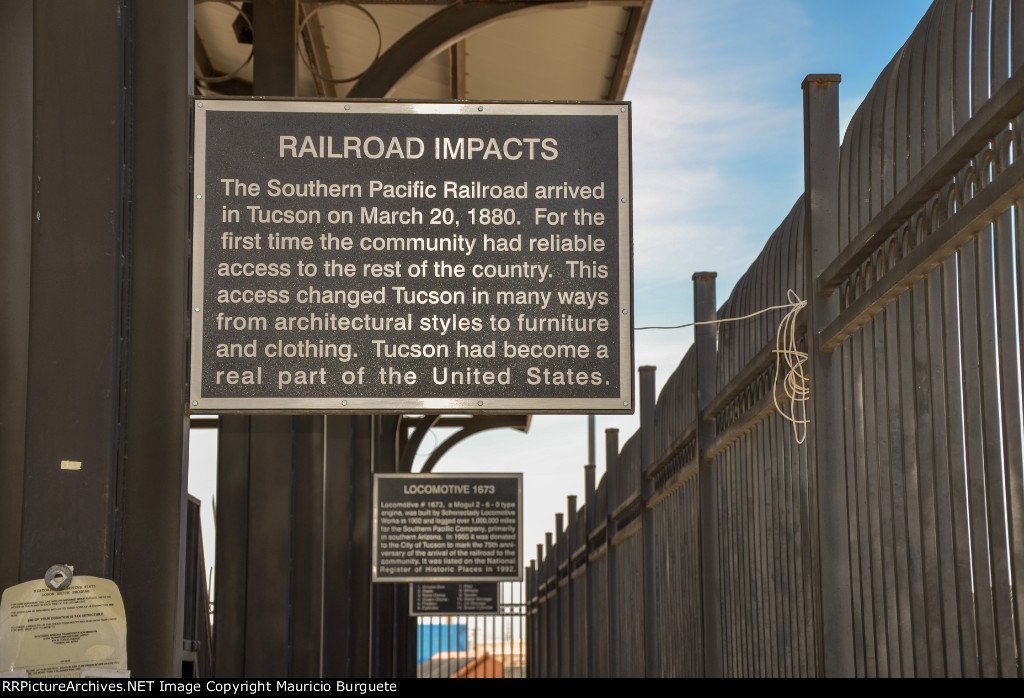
[321,416,355,677]
[802,73,854,677]
[118,1,193,677]
[21,0,125,582]
[244,416,295,678]
[254,0,297,95]
[9,0,191,677]
[291,416,327,677]
[213,417,251,677]
[349,416,375,677]
[638,366,659,676]
[214,1,304,678]
[0,0,32,596]
[694,272,722,678]
[371,415,402,678]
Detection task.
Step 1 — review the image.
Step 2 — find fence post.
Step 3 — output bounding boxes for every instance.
[693,272,722,677]
[639,366,659,676]
[605,428,620,677]
[527,559,536,678]
[546,531,556,677]
[584,463,597,678]
[537,543,546,677]
[555,513,565,677]
[802,73,854,677]
[567,494,578,677]
[588,415,596,469]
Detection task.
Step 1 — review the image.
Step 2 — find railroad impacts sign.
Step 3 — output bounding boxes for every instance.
[190,99,632,413]
[372,474,522,582]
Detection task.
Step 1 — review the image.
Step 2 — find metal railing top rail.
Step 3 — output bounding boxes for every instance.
[827,0,1024,292]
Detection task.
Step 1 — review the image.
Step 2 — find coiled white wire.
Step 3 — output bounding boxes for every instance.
[635,289,809,443]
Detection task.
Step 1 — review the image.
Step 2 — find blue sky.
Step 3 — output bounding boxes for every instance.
[449,0,936,563]
[190,0,937,576]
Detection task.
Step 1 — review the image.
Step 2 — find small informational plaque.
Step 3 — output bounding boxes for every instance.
[0,577,127,677]
[410,582,500,616]
[372,473,522,582]
[190,99,633,414]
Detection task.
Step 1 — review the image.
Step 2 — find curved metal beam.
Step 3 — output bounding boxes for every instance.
[421,425,486,473]
[420,415,531,473]
[349,1,568,98]
[398,415,441,472]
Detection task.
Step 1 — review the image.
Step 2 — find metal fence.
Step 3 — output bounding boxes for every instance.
[416,581,527,678]
[528,0,1024,676]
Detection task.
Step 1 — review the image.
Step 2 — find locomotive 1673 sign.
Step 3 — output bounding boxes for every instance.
[189,99,632,413]
[373,473,522,583]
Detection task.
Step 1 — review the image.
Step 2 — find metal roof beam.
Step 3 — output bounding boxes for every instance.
[606,1,651,101]
[350,1,556,98]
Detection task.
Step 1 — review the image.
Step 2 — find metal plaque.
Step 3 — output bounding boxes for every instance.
[410,582,500,616]
[372,473,522,582]
[190,99,633,413]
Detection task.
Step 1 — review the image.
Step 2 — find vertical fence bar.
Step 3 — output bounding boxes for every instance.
[694,272,721,677]
[639,366,658,676]
[567,495,578,677]
[537,543,545,677]
[605,428,620,677]
[554,513,565,678]
[802,73,853,676]
[589,416,596,471]
[546,531,555,677]
[585,464,597,678]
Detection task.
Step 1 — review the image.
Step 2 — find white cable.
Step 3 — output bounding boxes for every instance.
[636,289,809,444]
[772,290,809,444]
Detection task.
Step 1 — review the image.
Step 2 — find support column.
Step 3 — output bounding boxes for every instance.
[10,0,191,677]
[291,417,327,677]
[213,417,251,677]
[694,272,722,677]
[321,416,355,676]
[118,2,193,676]
[0,0,32,596]
[349,416,375,677]
[371,415,402,678]
[243,416,295,678]
[802,73,854,677]
[213,2,314,678]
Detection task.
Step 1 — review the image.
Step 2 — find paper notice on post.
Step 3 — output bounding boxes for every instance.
[0,577,127,677]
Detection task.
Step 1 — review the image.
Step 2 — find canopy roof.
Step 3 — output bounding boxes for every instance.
[194,0,651,100]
